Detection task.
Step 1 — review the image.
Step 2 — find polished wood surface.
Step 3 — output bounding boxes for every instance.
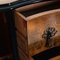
[15,4,60,60]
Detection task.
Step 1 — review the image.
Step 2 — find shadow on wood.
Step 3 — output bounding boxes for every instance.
[32,46,60,60]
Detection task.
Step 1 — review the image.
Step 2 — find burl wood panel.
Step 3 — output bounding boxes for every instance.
[27,11,60,56]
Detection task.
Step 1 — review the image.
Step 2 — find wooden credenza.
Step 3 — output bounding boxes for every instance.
[14,2,60,60]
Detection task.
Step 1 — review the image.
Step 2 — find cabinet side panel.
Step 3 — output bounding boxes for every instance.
[14,12,29,60]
